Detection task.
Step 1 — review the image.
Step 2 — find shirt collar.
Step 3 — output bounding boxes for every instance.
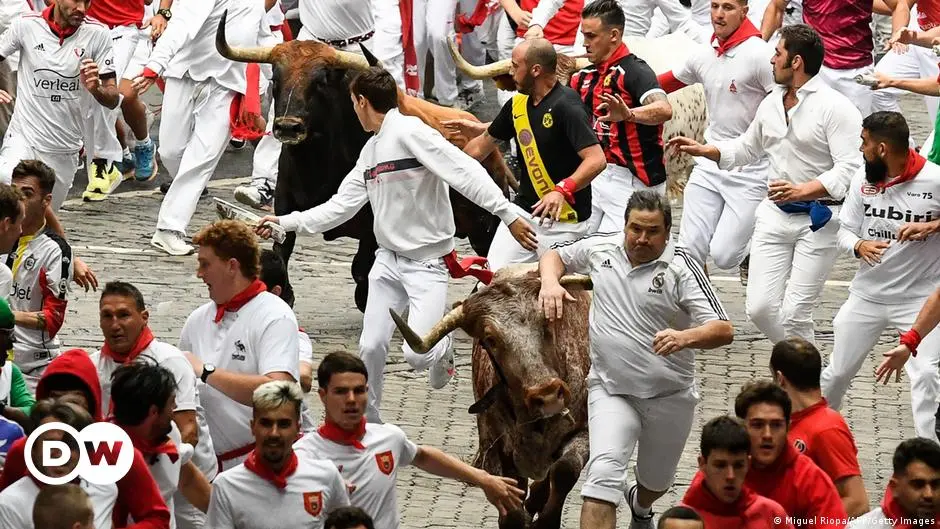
[795,74,825,97]
[598,43,630,74]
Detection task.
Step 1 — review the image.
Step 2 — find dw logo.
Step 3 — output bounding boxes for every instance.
[25,422,134,485]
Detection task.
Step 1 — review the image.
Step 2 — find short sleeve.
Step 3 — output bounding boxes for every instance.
[298,331,314,365]
[257,313,300,379]
[671,52,701,86]
[552,234,607,275]
[0,18,22,61]
[619,57,665,105]
[556,97,600,152]
[391,425,419,468]
[809,428,862,482]
[43,237,73,300]
[487,99,516,142]
[674,249,729,323]
[93,28,115,77]
[206,477,235,529]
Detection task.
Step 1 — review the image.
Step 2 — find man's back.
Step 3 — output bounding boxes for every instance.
[800,0,873,70]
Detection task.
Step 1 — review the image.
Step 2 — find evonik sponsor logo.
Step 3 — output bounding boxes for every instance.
[25,421,134,485]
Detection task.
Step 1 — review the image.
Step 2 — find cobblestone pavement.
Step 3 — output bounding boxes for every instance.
[54,90,935,528]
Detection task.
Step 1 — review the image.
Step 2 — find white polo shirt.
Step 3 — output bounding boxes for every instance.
[555,234,729,398]
[179,292,299,457]
[299,0,372,42]
[837,163,940,305]
[208,454,350,529]
[0,475,117,529]
[672,35,775,180]
[293,423,418,529]
[0,12,114,154]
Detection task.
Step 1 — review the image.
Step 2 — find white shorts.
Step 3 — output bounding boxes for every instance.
[108,25,140,80]
[123,27,153,81]
[581,376,698,504]
[589,164,666,234]
[0,123,79,210]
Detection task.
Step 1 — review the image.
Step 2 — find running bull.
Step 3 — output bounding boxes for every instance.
[449,32,708,197]
[390,264,594,529]
[216,12,516,310]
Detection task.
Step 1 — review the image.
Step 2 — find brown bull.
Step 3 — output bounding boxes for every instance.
[391,265,594,529]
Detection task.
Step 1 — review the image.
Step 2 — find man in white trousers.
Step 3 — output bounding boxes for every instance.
[412,0,487,108]
[821,111,940,443]
[669,24,862,345]
[256,67,537,423]
[658,0,775,274]
[132,0,266,256]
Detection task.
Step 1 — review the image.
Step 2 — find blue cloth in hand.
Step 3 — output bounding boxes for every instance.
[776,201,832,232]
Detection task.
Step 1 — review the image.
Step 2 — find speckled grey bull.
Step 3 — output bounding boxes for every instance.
[449,32,708,198]
[390,264,594,529]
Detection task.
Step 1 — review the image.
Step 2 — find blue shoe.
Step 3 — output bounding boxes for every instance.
[134,139,157,182]
[116,151,136,178]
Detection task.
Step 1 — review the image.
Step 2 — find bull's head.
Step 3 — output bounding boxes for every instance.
[390,273,592,421]
[215,11,374,145]
[447,37,591,89]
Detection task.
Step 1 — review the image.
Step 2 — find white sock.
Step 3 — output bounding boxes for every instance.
[139,135,151,145]
[631,488,651,517]
[122,147,130,157]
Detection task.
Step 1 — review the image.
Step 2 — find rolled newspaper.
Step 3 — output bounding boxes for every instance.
[214,198,287,244]
[853,74,879,88]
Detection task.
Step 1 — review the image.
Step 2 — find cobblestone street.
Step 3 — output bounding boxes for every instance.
[52,88,936,528]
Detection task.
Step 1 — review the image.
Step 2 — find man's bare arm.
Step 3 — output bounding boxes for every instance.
[761,0,788,40]
[629,92,673,126]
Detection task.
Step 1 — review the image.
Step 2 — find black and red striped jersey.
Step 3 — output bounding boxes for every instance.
[570,43,667,186]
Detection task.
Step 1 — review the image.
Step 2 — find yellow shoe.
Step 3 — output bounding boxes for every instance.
[82,159,126,202]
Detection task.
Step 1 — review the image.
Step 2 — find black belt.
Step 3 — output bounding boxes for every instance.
[316,30,374,48]
[818,199,844,206]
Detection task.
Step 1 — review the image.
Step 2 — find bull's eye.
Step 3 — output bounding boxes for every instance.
[481,337,497,350]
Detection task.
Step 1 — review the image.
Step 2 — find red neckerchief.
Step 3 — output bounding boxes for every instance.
[230,64,264,142]
[683,470,758,516]
[43,6,78,44]
[713,18,762,56]
[214,279,266,323]
[120,423,180,463]
[442,250,493,285]
[599,43,630,74]
[101,327,155,364]
[881,485,940,528]
[879,149,927,190]
[244,449,298,490]
[317,418,367,449]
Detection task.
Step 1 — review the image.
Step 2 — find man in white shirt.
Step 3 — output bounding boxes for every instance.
[89,281,217,529]
[257,67,536,423]
[0,0,119,210]
[538,189,734,529]
[413,0,487,108]
[0,184,23,297]
[179,220,299,472]
[208,380,349,529]
[109,362,212,527]
[293,352,523,529]
[669,24,862,346]
[131,0,266,256]
[658,0,775,278]
[820,111,940,443]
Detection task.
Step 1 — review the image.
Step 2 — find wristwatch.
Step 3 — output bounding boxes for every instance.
[201,363,216,383]
[156,8,172,20]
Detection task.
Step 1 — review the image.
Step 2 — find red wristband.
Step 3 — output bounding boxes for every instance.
[900,328,923,357]
[554,178,576,205]
[142,67,159,79]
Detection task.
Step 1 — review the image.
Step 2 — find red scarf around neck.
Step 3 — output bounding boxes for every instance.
[599,43,630,74]
[214,279,266,323]
[244,449,298,489]
[881,485,940,528]
[879,149,927,190]
[43,6,78,44]
[122,424,180,463]
[318,418,367,449]
[713,18,761,56]
[101,327,155,364]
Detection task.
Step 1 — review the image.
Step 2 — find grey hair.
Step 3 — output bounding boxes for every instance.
[624,189,672,230]
[252,380,304,416]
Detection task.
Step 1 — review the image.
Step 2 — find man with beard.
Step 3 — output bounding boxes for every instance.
[821,111,940,443]
[110,362,212,527]
[668,24,862,347]
[207,380,349,528]
[849,438,940,528]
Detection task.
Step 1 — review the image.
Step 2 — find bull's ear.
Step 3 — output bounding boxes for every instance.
[358,43,381,67]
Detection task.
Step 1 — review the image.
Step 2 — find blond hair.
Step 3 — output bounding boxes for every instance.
[253,380,304,417]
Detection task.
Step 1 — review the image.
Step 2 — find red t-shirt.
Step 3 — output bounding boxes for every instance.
[801,0,874,70]
[919,0,940,31]
[88,0,144,29]
[682,471,795,529]
[517,0,583,46]
[788,399,862,483]
[746,444,848,529]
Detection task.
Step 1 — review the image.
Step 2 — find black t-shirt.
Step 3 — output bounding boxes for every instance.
[488,82,599,221]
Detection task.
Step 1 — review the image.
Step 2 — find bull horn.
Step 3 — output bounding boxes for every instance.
[332,48,371,71]
[389,305,464,354]
[448,36,511,79]
[559,275,593,290]
[358,43,382,67]
[215,10,274,64]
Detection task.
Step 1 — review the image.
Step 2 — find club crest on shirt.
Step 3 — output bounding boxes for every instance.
[542,113,553,128]
[794,438,807,453]
[23,255,35,271]
[648,272,665,294]
[375,450,395,475]
[232,340,246,361]
[303,491,323,516]
[729,80,738,94]
[861,184,880,196]
[73,47,85,58]
[603,74,612,87]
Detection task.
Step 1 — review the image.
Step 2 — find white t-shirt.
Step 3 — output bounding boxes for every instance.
[555,234,729,398]
[179,292,299,456]
[208,454,350,529]
[91,338,218,481]
[0,12,114,153]
[0,262,11,300]
[0,475,117,529]
[293,423,418,529]
[672,35,775,178]
[837,163,940,305]
[299,0,372,42]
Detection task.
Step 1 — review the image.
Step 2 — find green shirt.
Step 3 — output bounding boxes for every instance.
[5,363,34,416]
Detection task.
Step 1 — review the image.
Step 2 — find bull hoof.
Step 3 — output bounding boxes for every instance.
[354,281,368,313]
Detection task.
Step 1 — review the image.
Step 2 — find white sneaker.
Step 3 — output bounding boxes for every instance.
[234,179,274,212]
[151,230,194,256]
[428,348,455,389]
